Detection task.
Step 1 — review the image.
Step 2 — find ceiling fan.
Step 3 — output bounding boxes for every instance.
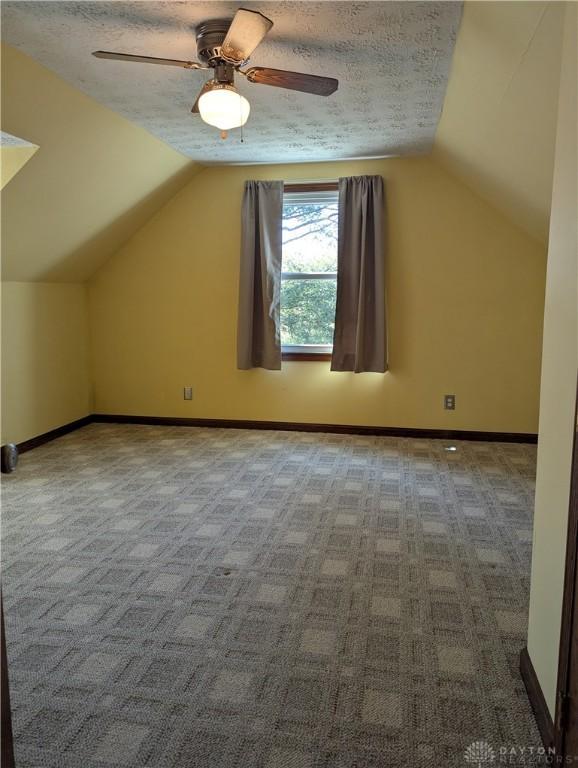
[92,8,339,135]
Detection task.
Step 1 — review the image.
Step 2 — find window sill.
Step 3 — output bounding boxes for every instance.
[282,351,332,362]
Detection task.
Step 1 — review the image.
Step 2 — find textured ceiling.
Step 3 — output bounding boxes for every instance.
[1,1,462,164]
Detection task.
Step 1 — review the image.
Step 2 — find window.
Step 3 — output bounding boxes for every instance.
[281,183,339,360]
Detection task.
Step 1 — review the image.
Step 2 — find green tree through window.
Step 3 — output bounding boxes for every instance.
[281,193,338,350]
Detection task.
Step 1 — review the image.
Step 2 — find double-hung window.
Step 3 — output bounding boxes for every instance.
[280,183,339,360]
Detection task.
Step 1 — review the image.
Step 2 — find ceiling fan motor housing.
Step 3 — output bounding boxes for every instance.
[195,20,232,66]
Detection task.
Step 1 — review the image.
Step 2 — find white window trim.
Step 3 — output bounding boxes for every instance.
[281,188,338,355]
[282,344,333,355]
[283,189,339,205]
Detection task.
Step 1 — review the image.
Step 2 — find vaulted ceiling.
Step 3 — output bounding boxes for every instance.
[0,1,567,284]
[2,1,462,164]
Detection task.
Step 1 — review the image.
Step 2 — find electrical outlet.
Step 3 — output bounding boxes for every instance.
[183,386,193,401]
[444,394,456,410]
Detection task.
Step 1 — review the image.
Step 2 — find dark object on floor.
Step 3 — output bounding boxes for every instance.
[1,444,18,474]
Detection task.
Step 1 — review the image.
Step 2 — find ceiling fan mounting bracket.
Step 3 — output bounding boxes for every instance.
[196,19,237,67]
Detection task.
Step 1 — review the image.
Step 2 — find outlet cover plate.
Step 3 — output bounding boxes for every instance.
[183,387,193,401]
[444,394,456,410]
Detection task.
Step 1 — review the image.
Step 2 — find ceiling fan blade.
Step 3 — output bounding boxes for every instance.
[92,51,204,70]
[221,9,273,64]
[191,82,213,113]
[244,67,338,96]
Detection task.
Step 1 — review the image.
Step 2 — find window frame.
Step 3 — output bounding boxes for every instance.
[281,181,339,362]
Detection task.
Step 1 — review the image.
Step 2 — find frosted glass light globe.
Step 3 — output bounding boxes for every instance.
[198,84,250,130]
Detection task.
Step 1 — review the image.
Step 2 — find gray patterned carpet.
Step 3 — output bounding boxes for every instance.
[2,424,543,767]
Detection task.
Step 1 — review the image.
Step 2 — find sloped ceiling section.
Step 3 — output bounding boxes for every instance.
[433,1,565,244]
[1,44,200,282]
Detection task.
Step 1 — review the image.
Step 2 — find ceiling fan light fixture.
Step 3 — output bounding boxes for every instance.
[198,82,250,130]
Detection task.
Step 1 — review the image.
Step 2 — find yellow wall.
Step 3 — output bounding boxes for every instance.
[1,44,199,282]
[1,282,90,444]
[0,44,201,445]
[434,1,564,244]
[89,157,546,433]
[527,2,577,717]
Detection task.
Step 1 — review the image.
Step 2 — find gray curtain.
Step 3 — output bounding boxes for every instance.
[237,180,284,370]
[331,175,387,373]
